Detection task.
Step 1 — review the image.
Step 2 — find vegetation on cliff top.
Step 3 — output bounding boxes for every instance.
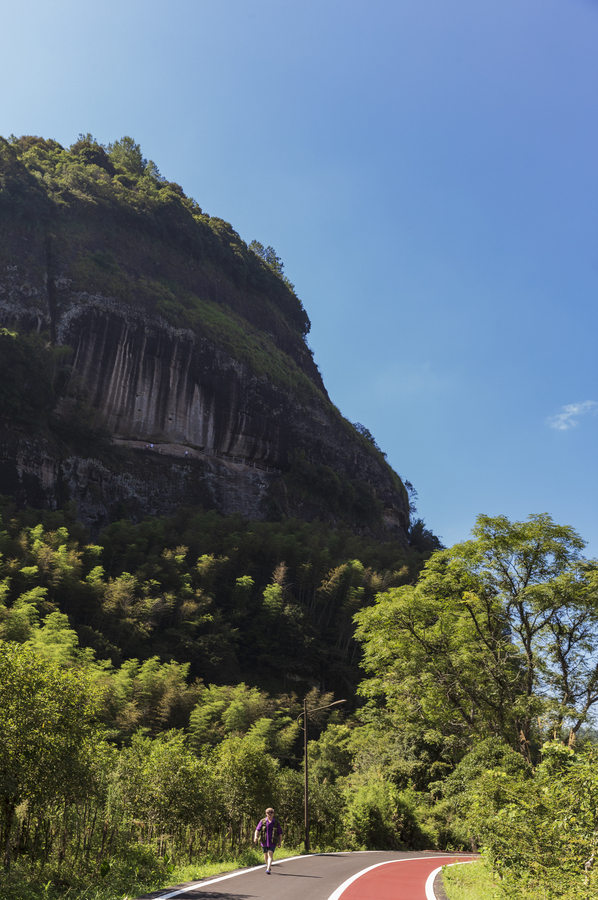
[0,134,310,337]
[0,133,333,414]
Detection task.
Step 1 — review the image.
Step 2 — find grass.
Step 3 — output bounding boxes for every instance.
[442,859,504,900]
[0,846,309,900]
[441,859,598,900]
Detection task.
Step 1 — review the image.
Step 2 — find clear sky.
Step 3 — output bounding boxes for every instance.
[2,0,597,554]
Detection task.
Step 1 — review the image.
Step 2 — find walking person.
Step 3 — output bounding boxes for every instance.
[253,807,282,874]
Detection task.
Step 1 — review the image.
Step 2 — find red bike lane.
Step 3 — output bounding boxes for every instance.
[327,855,478,900]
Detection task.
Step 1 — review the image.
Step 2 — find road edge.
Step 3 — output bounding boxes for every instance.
[432,870,449,900]
[426,860,477,900]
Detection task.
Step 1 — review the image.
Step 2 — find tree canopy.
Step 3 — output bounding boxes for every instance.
[355,514,598,764]
[0,641,101,867]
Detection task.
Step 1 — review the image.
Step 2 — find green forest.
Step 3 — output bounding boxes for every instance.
[1,501,598,900]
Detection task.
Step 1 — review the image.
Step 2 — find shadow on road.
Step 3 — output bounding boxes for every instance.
[160,893,256,900]
[274,872,321,878]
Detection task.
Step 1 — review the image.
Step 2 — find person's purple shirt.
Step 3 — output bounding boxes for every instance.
[257,817,282,847]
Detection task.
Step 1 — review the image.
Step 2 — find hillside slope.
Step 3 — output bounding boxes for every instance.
[0,135,409,538]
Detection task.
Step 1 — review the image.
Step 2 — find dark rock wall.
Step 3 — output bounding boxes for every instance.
[0,267,410,539]
[0,423,277,533]
[64,303,284,463]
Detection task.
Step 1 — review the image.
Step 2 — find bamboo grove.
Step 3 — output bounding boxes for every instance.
[2,502,598,899]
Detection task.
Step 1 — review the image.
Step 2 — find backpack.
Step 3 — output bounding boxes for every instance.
[259,817,281,842]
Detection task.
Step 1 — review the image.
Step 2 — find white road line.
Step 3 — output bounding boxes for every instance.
[325,856,453,900]
[157,855,318,899]
[425,860,476,900]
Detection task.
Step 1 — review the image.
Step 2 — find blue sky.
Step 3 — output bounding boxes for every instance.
[2,0,597,553]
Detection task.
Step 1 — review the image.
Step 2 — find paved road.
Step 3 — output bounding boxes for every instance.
[142,851,477,900]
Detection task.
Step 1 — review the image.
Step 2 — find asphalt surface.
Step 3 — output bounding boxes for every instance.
[140,851,478,900]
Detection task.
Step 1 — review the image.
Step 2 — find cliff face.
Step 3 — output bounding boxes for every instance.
[63,300,287,461]
[0,135,409,539]
[0,421,278,528]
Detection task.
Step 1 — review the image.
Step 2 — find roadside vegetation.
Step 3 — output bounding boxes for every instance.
[442,861,503,900]
[1,505,597,899]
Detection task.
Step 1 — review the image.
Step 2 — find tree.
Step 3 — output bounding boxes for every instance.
[107,136,147,175]
[188,683,298,757]
[114,731,217,836]
[408,518,443,553]
[355,514,598,764]
[353,422,387,459]
[0,641,101,867]
[213,733,278,830]
[308,723,353,783]
[459,742,598,892]
[248,240,284,277]
[69,135,116,175]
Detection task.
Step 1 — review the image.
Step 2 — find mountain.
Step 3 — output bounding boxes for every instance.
[0,135,410,540]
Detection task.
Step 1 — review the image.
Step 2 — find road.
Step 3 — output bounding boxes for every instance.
[141,851,478,900]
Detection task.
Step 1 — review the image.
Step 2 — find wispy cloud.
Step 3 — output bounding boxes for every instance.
[546,400,597,431]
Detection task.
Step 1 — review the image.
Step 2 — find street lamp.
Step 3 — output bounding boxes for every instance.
[299,698,346,853]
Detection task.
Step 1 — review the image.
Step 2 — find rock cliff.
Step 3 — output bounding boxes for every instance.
[0,135,409,539]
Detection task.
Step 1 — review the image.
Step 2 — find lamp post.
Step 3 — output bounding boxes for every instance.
[300,698,346,853]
